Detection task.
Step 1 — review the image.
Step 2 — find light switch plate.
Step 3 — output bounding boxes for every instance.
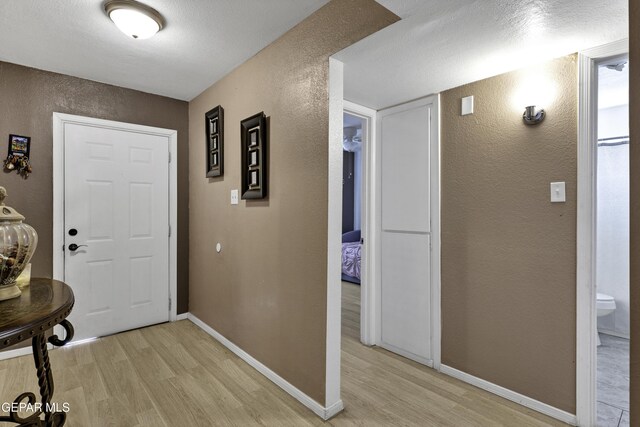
[231,189,239,205]
[550,182,566,203]
[461,96,474,116]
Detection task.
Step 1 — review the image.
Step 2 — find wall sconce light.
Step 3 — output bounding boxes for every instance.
[523,105,545,125]
[105,0,164,40]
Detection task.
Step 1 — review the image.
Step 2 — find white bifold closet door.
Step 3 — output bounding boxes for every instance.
[379,96,435,366]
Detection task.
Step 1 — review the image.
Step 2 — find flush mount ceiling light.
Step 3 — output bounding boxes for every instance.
[104,0,164,40]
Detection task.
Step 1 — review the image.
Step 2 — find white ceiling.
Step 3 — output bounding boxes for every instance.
[336,0,629,110]
[0,1,629,106]
[0,0,328,101]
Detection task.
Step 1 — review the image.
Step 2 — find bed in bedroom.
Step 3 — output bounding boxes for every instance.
[341,229,361,285]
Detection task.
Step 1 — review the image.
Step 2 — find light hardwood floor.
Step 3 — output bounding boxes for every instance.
[0,282,566,426]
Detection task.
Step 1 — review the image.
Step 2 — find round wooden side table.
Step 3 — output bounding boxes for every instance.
[0,278,75,427]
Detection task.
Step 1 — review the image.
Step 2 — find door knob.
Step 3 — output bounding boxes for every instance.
[68,243,88,252]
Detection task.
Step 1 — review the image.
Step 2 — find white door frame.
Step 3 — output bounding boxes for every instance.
[344,100,377,346]
[375,95,441,369]
[576,39,628,426]
[52,112,179,323]
[431,95,442,370]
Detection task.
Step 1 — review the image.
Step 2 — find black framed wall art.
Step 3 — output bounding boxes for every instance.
[205,106,224,177]
[240,112,267,199]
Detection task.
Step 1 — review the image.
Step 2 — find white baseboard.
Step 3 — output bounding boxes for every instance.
[379,342,434,368]
[187,313,343,420]
[0,343,55,361]
[324,399,344,419]
[0,346,34,361]
[175,313,189,321]
[440,365,577,426]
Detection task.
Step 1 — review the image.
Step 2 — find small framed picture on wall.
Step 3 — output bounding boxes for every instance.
[3,134,33,177]
[205,106,224,178]
[240,112,267,199]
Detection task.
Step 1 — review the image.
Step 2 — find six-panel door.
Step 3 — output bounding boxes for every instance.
[64,123,170,341]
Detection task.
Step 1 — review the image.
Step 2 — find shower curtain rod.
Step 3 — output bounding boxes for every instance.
[598,135,630,147]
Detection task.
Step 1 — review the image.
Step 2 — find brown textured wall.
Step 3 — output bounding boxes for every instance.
[188,0,397,405]
[629,1,639,424]
[441,55,578,413]
[0,62,190,314]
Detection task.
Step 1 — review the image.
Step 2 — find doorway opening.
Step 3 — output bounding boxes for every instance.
[576,39,629,427]
[341,111,366,343]
[341,101,376,347]
[595,57,630,426]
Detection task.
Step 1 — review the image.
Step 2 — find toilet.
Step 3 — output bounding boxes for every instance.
[597,293,616,317]
[596,293,616,346]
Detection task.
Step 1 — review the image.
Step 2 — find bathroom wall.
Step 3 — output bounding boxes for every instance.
[597,104,630,337]
[0,61,190,314]
[629,0,639,421]
[441,55,578,413]
[188,0,397,406]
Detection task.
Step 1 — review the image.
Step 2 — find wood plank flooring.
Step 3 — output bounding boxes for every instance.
[0,282,566,426]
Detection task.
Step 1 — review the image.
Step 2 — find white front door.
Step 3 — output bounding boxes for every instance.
[63,122,170,341]
[378,96,438,366]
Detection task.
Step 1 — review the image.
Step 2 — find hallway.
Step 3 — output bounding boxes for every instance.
[0,284,566,426]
